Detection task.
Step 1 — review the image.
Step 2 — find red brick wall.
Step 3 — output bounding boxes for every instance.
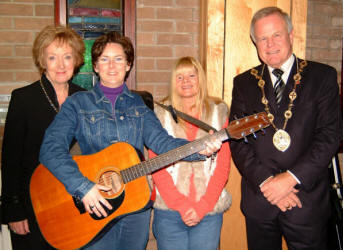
[306,0,343,84]
[0,0,201,100]
[136,0,200,99]
[0,0,54,94]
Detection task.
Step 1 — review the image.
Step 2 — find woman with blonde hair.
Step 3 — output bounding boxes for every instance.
[1,25,85,249]
[150,56,232,250]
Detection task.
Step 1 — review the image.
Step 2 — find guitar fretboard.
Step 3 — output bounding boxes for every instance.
[120,112,269,184]
[120,129,228,183]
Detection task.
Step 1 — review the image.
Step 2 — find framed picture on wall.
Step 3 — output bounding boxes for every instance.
[54,0,136,90]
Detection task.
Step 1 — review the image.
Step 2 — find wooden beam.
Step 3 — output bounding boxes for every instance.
[54,0,66,25]
[123,0,136,89]
[199,0,225,99]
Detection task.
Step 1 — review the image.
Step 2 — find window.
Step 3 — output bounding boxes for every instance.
[55,0,136,89]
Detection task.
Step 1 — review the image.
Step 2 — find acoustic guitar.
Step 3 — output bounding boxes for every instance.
[30,112,270,249]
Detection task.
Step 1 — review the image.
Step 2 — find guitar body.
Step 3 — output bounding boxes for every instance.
[29,112,271,250]
[30,142,151,250]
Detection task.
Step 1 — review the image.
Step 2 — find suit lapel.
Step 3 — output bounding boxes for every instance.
[291,58,307,104]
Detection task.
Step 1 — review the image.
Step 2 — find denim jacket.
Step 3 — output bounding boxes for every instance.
[39,83,204,201]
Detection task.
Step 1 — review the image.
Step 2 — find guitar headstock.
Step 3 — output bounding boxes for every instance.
[227,112,270,140]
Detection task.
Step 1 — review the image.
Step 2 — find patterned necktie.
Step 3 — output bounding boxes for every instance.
[272,68,285,106]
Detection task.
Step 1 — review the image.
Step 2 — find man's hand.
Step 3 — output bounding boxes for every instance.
[275,192,302,212]
[260,172,298,204]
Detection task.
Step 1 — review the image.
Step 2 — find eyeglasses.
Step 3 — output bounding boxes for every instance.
[98,56,127,65]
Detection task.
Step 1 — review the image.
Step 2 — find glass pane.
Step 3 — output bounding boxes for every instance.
[72,73,96,90]
[67,0,123,89]
[79,39,94,73]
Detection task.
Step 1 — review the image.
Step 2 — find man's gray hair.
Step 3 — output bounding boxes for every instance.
[250,6,293,43]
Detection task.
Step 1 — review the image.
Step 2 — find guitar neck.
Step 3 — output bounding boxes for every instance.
[120,111,270,184]
[121,129,228,183]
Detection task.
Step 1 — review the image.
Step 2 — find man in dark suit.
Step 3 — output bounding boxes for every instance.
[229,6,343,250]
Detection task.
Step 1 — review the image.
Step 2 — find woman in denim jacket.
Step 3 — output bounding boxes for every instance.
[39,31,221,250]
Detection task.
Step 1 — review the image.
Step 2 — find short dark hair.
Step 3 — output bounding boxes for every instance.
[91,31,134,79]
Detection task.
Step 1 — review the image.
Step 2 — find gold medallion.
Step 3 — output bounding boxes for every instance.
[273,129,291,152]
[250,58,307,153]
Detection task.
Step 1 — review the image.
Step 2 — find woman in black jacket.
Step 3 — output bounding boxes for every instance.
[1,25,85,249]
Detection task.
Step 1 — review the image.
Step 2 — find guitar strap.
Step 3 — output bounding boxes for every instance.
[154,101,218,132]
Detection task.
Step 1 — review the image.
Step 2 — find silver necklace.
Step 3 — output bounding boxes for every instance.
[39,78,59,113]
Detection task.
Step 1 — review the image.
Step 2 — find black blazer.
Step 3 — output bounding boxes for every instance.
[1,74,85,223]
[229,58,343,222]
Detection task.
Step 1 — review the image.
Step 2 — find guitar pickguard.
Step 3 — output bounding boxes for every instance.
[72,191,126,221]
[90,191,125,220]
[72,167,126,220]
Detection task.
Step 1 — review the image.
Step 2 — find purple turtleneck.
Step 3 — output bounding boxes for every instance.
[99,83,125,106]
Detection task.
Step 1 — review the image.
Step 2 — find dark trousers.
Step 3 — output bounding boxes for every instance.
[245,212,327,250]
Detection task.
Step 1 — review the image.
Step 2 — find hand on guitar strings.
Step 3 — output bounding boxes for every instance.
[198,130,222,157]
[82,184,113,217]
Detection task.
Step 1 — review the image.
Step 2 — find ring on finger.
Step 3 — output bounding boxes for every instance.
[90,205,95,209]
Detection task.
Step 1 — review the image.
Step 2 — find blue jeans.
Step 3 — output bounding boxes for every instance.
[153,209,223,250]
[83,209,151,250]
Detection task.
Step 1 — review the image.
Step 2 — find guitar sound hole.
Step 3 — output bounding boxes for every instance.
[97,170,124,199]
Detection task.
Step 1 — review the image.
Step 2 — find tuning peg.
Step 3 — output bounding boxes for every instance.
[244,137,248,143]
[233,114,239,120]
[249,128,257,138]
[260,128,266,134]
